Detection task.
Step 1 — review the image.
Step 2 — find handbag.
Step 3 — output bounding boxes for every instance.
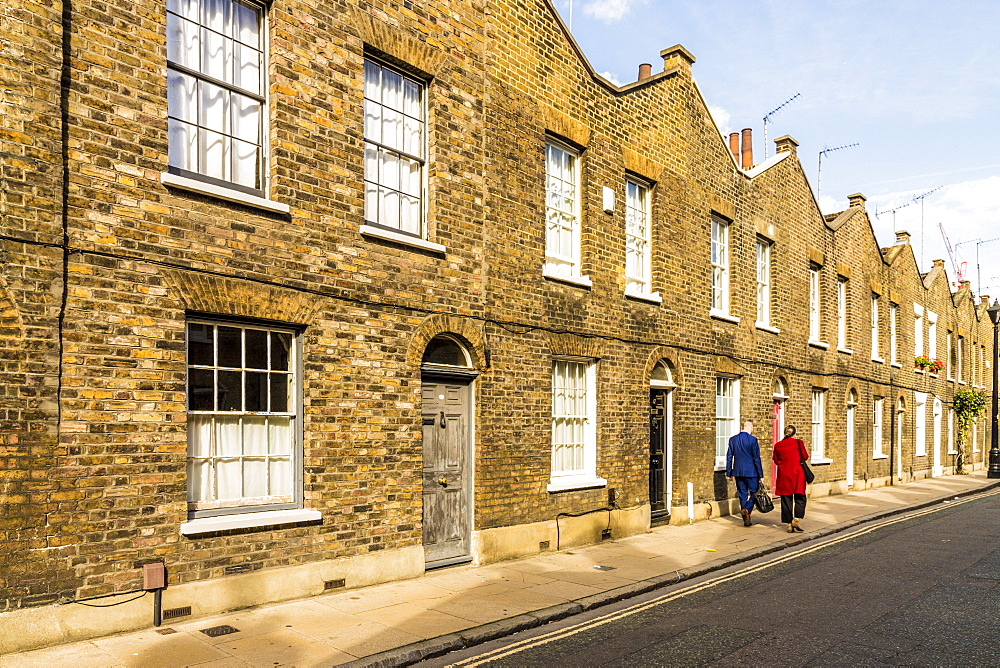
[754,485,774,513]
[801,460,815,484]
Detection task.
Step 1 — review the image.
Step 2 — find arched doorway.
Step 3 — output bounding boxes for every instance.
[770,378,789,494]
[895,397,906,482]
[846,389,858,488]
[420,335,476,568]
[649,361,676,520]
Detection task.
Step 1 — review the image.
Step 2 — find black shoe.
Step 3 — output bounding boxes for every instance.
[742,509,752,527]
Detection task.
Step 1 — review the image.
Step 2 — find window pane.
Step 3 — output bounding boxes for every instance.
[244,416,267,454]
[167,15,200,69]
[269,373,289,412]
[201,27,231,82]
[244,328,267,369]
[168,0,200,21]
[168,71,198,123]
[268,417,291,454]
[189,368,215,410]
[202,0,231,35]
[364,100,381,143]
[217,370,242,410]
[216,458,242,500]
[168,119,198,172]
[403,116,422,156]
[234,1,259,46]
[232,140,257,188]
[270,332,290,371]
[200,128,229,180]
[403,78,421,117]
[245,371,267,411]
[187,323,214,365]
[188,414,213,457]
[231,94,259,143]
[382,69,402,110]
[364,59,381,101]
[200,81,229,133]
[243,458,267,497]
[382,108,403,151]
[381,187,400,229]
[217,326,242,367]
[215,416,241,455]
[188,459,212,502]
[269,458,291,496]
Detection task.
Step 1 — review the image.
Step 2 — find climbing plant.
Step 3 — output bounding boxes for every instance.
[953,388,988,473]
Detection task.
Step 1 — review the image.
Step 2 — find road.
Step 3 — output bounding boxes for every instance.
[422,489,1000,666]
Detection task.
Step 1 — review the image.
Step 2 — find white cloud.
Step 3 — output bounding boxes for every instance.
[581,0,647,23]
[867,176,1000,293]
[708,105,732,136]
[598,70,623,86]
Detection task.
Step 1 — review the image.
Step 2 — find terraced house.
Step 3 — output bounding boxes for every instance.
[1,0,994,651]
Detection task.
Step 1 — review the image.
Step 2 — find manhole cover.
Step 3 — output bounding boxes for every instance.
[200,624,240,637]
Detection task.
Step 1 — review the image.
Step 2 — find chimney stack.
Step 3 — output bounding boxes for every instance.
[740,128,753,169]
[847,193,867,210]
[638,63,652,80]
[729,133,740,164]
[895,231,911,245]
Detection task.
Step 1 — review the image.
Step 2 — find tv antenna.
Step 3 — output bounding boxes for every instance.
[874,198,913,231]
[911,186,942,270]
[762,93,800,158]
[816,143,859,201]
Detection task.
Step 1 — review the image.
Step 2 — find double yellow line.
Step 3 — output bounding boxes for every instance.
[452,488,1000,666]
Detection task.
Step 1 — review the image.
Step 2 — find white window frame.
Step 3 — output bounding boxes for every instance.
[544,139,590,285]
[837,277,849,351]
[957,335,965,383]
[756,239,772,328]
[927,311,938,372]
[914,391,927,456]
[363,58,427,239]
[166,0,268,196]
[710,216,731,318]
[889,302,899,366]
[871,294,882,361]
[624,178,659,301]
[548,358,605,491]
[948,407,957,454]
[873,397,886,458]
[808,265,823,344]
[947,331,955,380]
[913,303,924,359]
[811,388,829,462]
[715,376,740,470]
[184,318,303,520]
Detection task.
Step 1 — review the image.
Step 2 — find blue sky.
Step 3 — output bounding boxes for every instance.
[552,0,1000,295]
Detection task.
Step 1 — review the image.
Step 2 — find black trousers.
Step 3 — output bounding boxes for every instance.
[780,494,806,524]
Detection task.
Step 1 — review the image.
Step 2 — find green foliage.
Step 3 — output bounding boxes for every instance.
[953,388,988,472]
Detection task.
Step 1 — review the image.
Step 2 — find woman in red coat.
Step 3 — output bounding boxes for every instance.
[772,425,809,533]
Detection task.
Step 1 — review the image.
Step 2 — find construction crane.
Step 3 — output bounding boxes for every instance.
[938,223,965,286]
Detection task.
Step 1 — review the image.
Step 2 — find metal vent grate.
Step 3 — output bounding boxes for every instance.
[323,578,346,590]
[163,606,192,620]
[200,624,240,638]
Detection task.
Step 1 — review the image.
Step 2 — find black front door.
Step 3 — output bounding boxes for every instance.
[649,390,668,517]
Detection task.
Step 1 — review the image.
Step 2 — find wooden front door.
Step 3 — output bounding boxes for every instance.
[421,379,471,567]
[649,390,670,517]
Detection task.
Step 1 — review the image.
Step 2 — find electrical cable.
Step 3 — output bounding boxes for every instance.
[61,590,148,607]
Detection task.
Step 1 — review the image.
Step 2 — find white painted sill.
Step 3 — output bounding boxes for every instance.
[809,340,830,350]
[872,454,889,460]
[891,362,903,368]
[756,322,781,334]
[359,225,446,254]
[543,267,593,288]
[160,172,290,214]
[624,287,662,304]
[838,347,854,355]
[546,476,608,493]
[710,310,740,324]
[181,508,322,536]
[915,368,925,374]
[810,457,834,465]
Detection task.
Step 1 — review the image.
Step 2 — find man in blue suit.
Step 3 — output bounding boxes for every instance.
[726,419,763,527]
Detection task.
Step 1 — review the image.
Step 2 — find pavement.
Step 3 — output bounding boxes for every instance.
[3,472,999,668]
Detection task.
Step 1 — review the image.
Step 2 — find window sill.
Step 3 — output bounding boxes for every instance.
[810,457,834,465]
[871,357,885,364]
[930,373,939,378]
[547,476,607,493]
[947,450,958,455]
[160,172,290,214]
[360,225,446,254]
[625,287,662,304]
[543,267,593,288]
[756,322,780,334]
[958,381,967,386]
[872,454,889,460]
[915,368,925,374]
[891,362,903,368]
[838,347,854,355]
[710,310,740,324]
[915,453,928,457]
[808,340,829,350]
[180,508,322,536]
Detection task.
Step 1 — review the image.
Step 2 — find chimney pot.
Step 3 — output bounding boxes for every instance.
[895,230,911,245]
[740,128,753,169]
[728,133,740,163]
[638,63,652,80]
